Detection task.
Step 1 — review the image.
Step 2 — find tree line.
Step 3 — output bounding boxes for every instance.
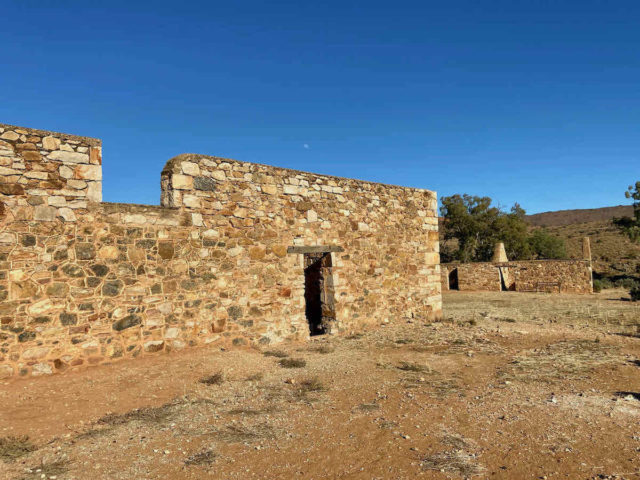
[439,194,566,263]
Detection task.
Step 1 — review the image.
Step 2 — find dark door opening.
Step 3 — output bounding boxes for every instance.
[499,267,515,291]
[499,268,508,291]
[448,268,459,290]
[303,252,336,336]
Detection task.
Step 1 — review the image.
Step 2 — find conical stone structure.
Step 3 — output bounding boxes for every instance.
[492,242,508,263]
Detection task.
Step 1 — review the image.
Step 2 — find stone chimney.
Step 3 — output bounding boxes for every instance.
[492,242,508,263]
[582,237,592,262]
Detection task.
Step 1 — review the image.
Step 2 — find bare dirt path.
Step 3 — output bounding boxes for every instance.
[1,291,639,479]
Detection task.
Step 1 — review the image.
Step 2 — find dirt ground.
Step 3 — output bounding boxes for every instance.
[1,290,639,480]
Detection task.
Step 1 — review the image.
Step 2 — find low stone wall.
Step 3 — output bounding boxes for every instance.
[0,123,442,378]
[442,259,592,294]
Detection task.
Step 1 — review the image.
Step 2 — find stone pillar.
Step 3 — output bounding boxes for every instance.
[582,237,592,261]
[492,242,508,263]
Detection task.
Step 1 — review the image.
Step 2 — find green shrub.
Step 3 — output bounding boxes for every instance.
[614,278,638,289]
[593,278,613,292]
[630,285,640,302]
[593,280,603,293]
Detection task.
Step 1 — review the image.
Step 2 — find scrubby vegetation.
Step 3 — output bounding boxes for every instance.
[440,194,566,262]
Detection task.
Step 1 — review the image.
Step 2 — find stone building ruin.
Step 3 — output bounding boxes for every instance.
[441,241,593,294]
[0,123,442,378]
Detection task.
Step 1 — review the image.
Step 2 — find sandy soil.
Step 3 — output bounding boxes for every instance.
[1,291,639,480]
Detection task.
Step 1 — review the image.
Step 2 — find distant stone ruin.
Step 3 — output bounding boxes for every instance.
[0,123,442,378]
[441,240,593,294]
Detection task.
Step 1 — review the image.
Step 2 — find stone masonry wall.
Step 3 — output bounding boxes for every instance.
[0,123,102,223]
[442,260,592,294]
[0,124,441,379]
[452,263,502,292]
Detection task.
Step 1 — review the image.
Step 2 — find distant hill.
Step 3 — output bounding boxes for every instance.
[526,205,633,227]
[526,205,639,279]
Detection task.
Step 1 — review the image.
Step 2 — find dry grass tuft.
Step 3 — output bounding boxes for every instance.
[278,358,306,369]
[298,376,325,393]
[441,433,473,450]
[263,350,289,358]
[97,403,175,426]
[308,344,335,354]
[76,426,114,440]
[291,376,327,402]
[396,361,430,373]
[246,372,264,381]
[421,450,484,477]
[499,339,620,383]
[227,406,277,416]
[0,436,37,462]
[378,420,398,430]
[199,372,225,386]
[184,449,217,467]
[345,333,364,340]
[358,403,380,412]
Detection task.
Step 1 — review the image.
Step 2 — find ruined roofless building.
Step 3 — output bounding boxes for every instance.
[0,123,442,378]
[442,239,593,293]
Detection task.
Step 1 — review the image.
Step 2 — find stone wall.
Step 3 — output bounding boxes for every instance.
[442,260,592,294]
[0,123,441,378]
[0,123,102,223]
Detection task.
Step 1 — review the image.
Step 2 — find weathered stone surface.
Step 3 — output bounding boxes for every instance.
[87,181,102,202]
[22,346,50,360]
[60,313,78,326]
[34,205,56,221]
[102,280,123,296]
[57,207,76,222]
[43,136,61,150]
[194,176,216,191]
[98,246,119,260]
[0,131,19,141]
[181,162,200,176]
[46,282,69,297]
[158,242,174,259]
[113,314,141,331]
[59,165,73,178]
[0,183,24,195]
[90,264,109,277]
[144,340,164,352]
[62,264,85,277]
[76,164,101,180]
[48,150,89,164]
[172,174,193,190]
[76,243,96,260]
[249,246,266,260]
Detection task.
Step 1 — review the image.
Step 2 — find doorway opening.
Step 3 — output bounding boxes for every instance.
[499,268,508,291]
[448,268,459,290]
[303,252,336,336]
[498,267,515,291]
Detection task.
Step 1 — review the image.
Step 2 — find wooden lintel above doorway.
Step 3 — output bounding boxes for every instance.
[287,245,344,254]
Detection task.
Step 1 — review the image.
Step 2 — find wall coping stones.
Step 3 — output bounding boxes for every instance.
[162,153,436,195]
[0,122,102,147]
[442,259,591,266]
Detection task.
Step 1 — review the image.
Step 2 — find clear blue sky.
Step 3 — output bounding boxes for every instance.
[1,1,638,214]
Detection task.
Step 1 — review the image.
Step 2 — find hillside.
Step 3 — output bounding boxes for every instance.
[528,205,639,279]
[526,205,633,227]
